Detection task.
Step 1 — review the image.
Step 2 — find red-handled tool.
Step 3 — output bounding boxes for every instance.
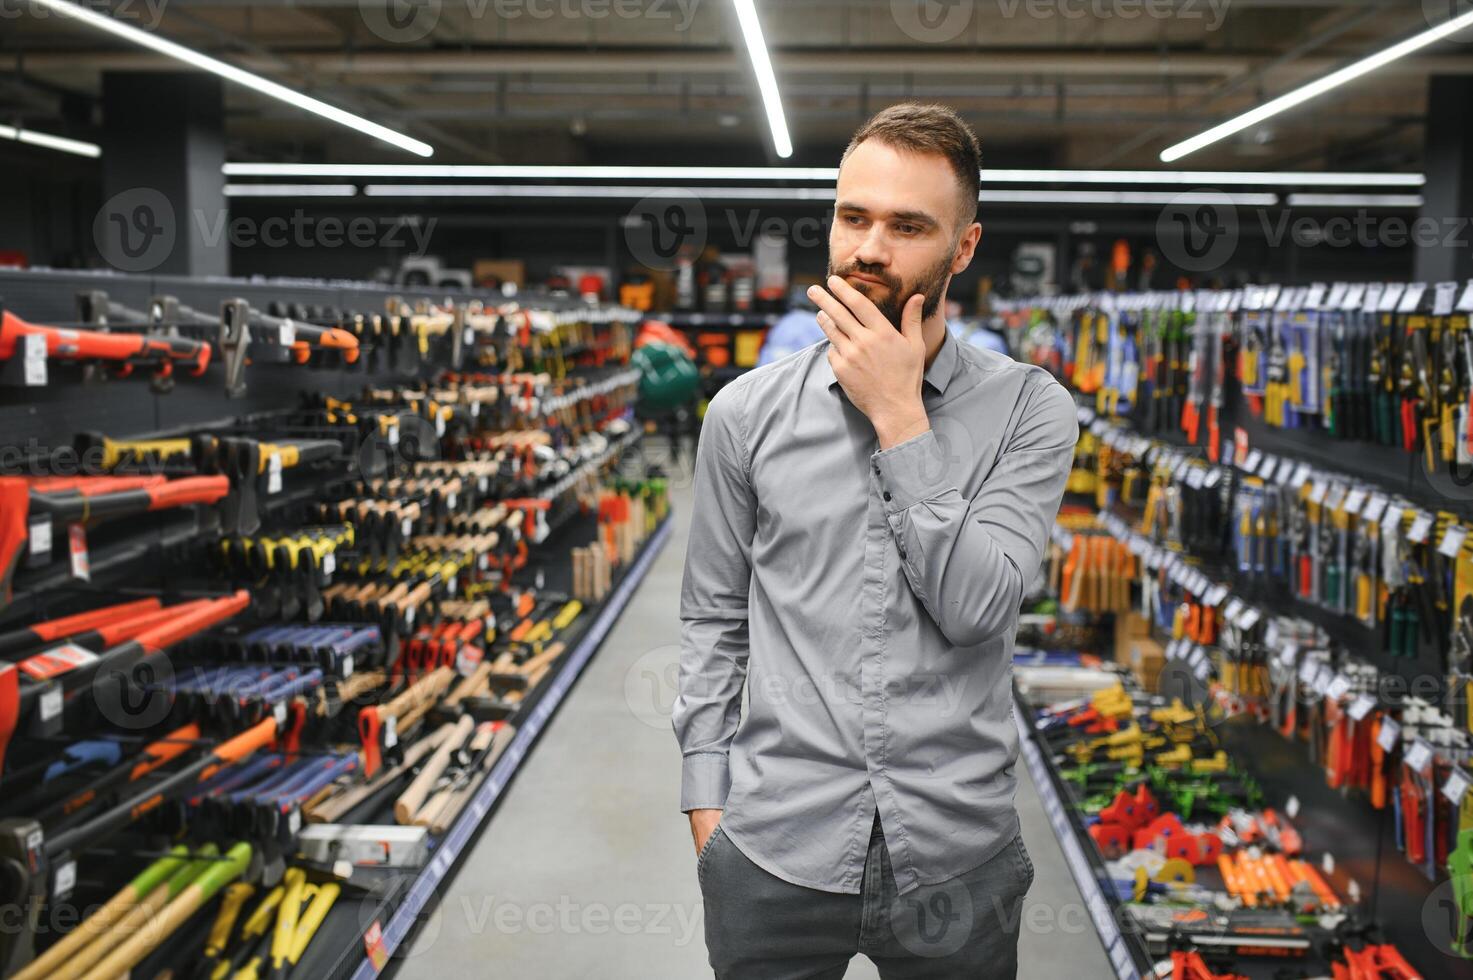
[0,597,161,660]
[0,309,210,376]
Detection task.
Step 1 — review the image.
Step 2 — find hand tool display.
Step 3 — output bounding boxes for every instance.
[0,277,670,980]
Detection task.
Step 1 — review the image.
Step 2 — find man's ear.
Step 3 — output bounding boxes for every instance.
[951,221,982,275]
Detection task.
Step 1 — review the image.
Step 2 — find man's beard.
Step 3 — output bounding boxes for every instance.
[827,251,952,330]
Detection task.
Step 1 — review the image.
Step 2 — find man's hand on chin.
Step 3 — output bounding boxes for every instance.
[689,808,723,855]
[808,275,931,450]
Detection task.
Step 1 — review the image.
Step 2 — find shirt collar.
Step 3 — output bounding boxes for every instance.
[817,327,958,396]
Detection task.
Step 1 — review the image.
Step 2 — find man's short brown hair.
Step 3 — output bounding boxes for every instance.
[840,102,981,230]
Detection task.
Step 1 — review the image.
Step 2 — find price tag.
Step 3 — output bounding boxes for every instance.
[1343,489,1366,515]
[1224,598,1244,622]
[1458,280,1473,313]
[39,685,62,722]
[1300,659,1320,687]
[446,492,457,510]
[1305,283,1328,309]
[28,518,52,560]
[1377,717,1401,752]
[1278,643,1298,669]
[1440,525,1469,558]
[1434,282,1459,317]
[1362,494,1388,523]
[1348,695,1375,721]
[1342,283,1366,310]
[387,425,400,448]
[1322,852,1336,876]
[1258,454,1278,478]
[383,715,398,749]
[267,453,283,494]
[1326,673,1352,702]
[1291,462,1312,488]
[273,701,287,726]
[23,333,46,386]
[1206,583,1229,607]
[322,552,336,576]
[1186,466,1206,489]
[1313,665,1335,696]
[1444,769,1471,805]
[52,860,76,901]
[279,322,295,346]
[1403,739,1433,772]
[1203,467,1222,488]
[1236,606,1261,631]
[1285,795,1300,819]
[288,809,302,834]
[57,526,87,587]
[403,606,415,627]
[1309,480,1329,505]
[1378,282,1405,312]
[479,476,489,494]
[1397,282,1427,313]
[1244,449,1263,472]
[471,400,481,419]
[401,518,412,539]
[1348,879,1361,904]
[1408,512,1433,544]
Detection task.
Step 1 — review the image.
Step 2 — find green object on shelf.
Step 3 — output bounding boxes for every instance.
[632,341,700,411]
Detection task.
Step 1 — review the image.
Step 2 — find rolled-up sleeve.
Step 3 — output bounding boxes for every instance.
[672,380,756,811]
[873,377,1077,648]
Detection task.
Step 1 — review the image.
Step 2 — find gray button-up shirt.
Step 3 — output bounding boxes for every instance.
[673,330,1076,895]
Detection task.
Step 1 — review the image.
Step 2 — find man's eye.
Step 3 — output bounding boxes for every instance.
[896,224,920,235]
[845,216,864,226]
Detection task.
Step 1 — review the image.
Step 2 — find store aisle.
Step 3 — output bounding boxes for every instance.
[405,442,1114,979]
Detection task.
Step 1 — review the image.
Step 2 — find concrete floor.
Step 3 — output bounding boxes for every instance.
[403,441,1114,979]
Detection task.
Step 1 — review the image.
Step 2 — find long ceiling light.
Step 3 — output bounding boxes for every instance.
[730,0,793,159]
[28,0,433,157]
[227,162,1422,187]
[360,184,1279,206]
[0,123,100,158]
[1286,193,1425,208]
[224,183,358,197]
[1161,8,1473,162]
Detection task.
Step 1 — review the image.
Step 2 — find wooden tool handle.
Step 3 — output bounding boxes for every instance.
[395,715,474,824]
[444,663,492,708]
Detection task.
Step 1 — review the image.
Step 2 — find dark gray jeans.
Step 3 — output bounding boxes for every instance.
[697,816,1035,979]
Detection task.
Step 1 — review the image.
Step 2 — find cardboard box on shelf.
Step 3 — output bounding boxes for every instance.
[1126,637,1164,692]
[1113,610,1151,661]
[473,259,526,288]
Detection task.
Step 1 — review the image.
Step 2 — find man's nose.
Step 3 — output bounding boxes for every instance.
[852,223,890,269]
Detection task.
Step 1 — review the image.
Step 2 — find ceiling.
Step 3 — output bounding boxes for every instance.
[2,0,1470,171]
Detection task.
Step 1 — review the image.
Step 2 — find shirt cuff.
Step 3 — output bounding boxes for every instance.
[871,429,953,512]
[680,752,731,812]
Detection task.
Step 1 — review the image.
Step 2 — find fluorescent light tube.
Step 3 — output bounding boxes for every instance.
[28,0,433,157]
[1161,8,1473,162]
[730,0,792,159]
[226,162,1423,187]
[224,183,359,197]
[0,123,100,158]
[1286,193,1425,208]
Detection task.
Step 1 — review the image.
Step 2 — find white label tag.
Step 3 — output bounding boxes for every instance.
[1285,795,1300,819]
[1291,462,1312,488]
[1236,606,1261,631]
[23,333,46,386]
[1458,280,1473,312]
[435,414,446,438]
[341,654,353,678]
[1224,598,1244,622]
[1362,494,1388,523]
[388,426,400,448]
[1206,584,1229,607]
[1434,282,1458,317]
[29,519,52,559]
[279,322,295,346]
[273,701,287,726]
[401,518,412,539]
[1444,769,1471,805]
[1378,717,1401,752]
[53,860,76,899]
[1348,695,1375,721]
[1275,457,1295,484]
[1408,513,1433,544]
[39,685,62,722]
[1258,454,1278,478]
[384,715,398,749]
[1440,525,1468,557]
[1321,852,1335,876]
[1379,283,1405,312]
[1403,739,1433,772]
[68,524,89,581]
[267,453,283,495]
[1203,468,1222,488]
[1244,449,1263,472]
[1397,283,1427,313]
[1309,480,1329,505]
[322,552,336,576]
[288,809,302,834]
[1343,489,1366,515]
[1326,673,1352,702]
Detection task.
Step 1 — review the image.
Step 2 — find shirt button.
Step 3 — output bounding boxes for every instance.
[898,547,908,560]
[883,491,892,502]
